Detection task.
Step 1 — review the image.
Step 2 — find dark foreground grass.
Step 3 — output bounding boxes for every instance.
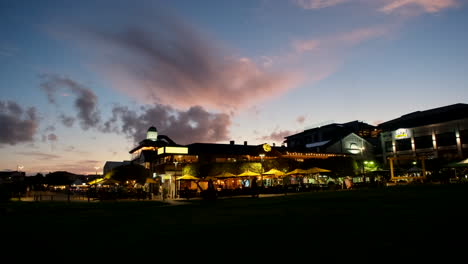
[1,184,468,259]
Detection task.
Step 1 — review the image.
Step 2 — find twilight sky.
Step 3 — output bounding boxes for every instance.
[1,0,467,175]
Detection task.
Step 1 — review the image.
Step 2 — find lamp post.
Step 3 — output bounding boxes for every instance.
[360,146,365,183]
[259,153,265,188]
[362,160,374,183]
[173,161,179,199]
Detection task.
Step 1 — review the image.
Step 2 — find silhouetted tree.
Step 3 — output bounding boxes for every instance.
[111,163,150,185]
[45,171,76,186]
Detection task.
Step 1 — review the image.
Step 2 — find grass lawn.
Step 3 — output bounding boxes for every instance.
[1,184,467,259]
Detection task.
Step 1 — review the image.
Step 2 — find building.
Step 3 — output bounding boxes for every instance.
[129,126,189,197]
[128,127,349,198]
[378,103,468,165]
[284,120,380,163]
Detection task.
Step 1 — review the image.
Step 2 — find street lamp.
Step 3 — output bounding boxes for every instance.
[17,165,24,172]
[173,161,179,199]
[362,160,375,182]
[94,166,100,176]
[259,153,265,187]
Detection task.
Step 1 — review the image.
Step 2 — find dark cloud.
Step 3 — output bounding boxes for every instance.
[0,101,39,145]
[39,74,100,130]
[104,104,231,145]
[47,133,58,141]
[60,114,75,127]
[45,125,55,132]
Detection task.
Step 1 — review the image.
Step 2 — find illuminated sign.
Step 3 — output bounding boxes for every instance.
[347,143,361,154]
[158,146,188,155]
[394,128,412,140]
[263,143,271,152]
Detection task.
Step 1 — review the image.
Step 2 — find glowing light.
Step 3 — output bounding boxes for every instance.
[158,146,188,155]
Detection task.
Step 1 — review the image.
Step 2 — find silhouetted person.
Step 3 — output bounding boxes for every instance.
[251,177,259,198]
[206,179,217,200]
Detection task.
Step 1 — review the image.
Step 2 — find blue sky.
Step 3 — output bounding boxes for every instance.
[1,0,467,175]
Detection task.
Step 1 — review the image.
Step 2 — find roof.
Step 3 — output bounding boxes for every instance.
[129,134,179,153]
[285,120,375,139]
[305,140,331,148]
[186,143,283,157]
[378,103,468,131]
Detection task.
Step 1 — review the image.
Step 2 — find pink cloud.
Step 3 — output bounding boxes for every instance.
[258,129,299,144]
[294,25,391,53]
[87,17,302,113]
[379,0,459,14]
[296,115,306,124]
[293,0,349,9]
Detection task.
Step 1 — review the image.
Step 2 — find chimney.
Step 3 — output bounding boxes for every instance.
[273,143,275,147]
[244,141,247,145]
[230,140,235,145]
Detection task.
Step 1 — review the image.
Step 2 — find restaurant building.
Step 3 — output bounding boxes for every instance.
[129,127,348,197]
[284,121,380,177]
[379,103,468,166]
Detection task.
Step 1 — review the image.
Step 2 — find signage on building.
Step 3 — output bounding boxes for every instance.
[347,142,361,154]
[394,128,412,140]
[157,146,189,155]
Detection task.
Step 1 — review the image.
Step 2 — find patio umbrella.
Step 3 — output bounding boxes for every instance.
[87,178,104,185]
[446,158,468,168]
[305,167,331,174]
[237,170,261,177]
[262,168,285,178]
[285,168,308,175]
[176,174,200,181]
[89,178,120,185]
[213,172,238,179]
[145,178,157,184]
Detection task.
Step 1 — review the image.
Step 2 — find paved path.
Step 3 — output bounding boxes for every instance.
[15,192,299,205]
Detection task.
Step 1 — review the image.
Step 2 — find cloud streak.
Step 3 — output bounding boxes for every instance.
[292,0,460,14]
[293,0,349,9]
[379,0,459,14]
[293,25,391,53]
[0,101,39,145]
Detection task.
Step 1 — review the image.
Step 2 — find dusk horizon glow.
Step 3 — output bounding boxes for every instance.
[1,0,467,175]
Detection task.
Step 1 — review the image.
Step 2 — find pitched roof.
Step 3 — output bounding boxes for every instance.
[129,134,179,153]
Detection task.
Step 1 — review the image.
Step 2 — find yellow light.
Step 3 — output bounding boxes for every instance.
[163,146,188,154]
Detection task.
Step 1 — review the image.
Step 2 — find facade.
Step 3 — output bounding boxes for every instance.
[379,103,468,165]
[129,127,349,198]
[284,121,380,166]
[129,126,189,197]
